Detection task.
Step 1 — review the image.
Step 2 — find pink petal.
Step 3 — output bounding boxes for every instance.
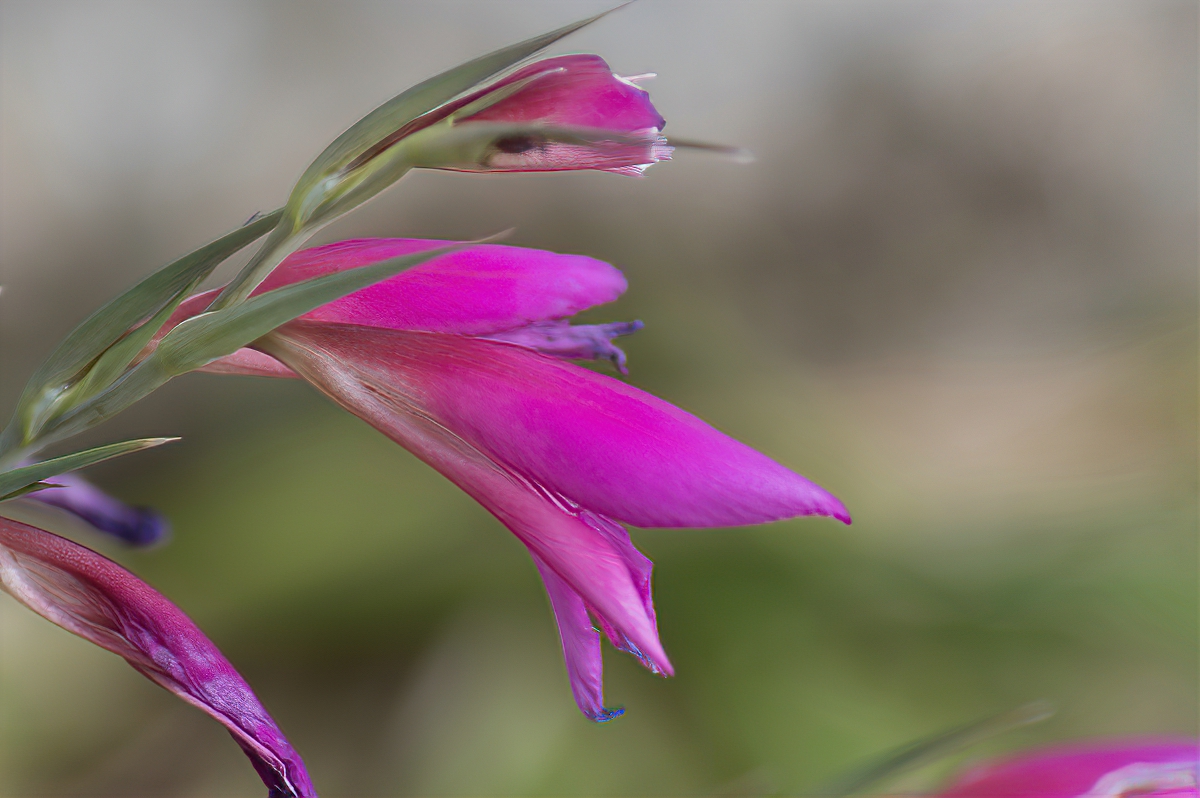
[158,239,629,378]
[938,738,1198,798]
[530,553,623,722]
[376,54,667,166]
[443,55,673,173]
[465,55,665,133]
[261,324,674,711]
[197,348,299,379]
[273,324,849,529]
[338,55,667,178]
[162,239,626,341]
[0,517,316,797]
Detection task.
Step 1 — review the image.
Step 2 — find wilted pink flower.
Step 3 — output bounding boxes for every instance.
[937,738,1198,798]
[166,239,849,721]
[395,54,671,175]
[0,516,315,796]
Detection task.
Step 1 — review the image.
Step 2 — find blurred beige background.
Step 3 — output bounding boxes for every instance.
[1,1,1196,795]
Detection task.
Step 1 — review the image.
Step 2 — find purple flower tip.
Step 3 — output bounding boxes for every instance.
[102,505,169,546]
[486,319,644,374]
[25,473,171,547]
[588,707,625,723]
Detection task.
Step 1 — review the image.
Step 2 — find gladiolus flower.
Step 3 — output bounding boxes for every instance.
[163,239,849,721]
[359,54,671,180]
[937,738,1198,798]
[0,515,315,797]
[24,471,169,546]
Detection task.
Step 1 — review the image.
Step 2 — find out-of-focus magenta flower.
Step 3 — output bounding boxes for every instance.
[0,516,315,797]
[162,239,849,721]
[937,738,1198,798]
[24,472,169,546]
[396,54,671,175]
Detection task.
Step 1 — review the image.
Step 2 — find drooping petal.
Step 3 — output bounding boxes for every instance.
[530,552,623,722]
[937,738,1198,798]
[270,323,849,529]
[260,324,673,718]
[21,472,169,546]
[0,516,316,797]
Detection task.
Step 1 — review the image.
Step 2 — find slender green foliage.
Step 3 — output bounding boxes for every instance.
[0,438,178,502]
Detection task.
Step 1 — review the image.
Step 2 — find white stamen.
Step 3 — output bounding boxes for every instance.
[1081,760,1197,798]
[615,72,656,89]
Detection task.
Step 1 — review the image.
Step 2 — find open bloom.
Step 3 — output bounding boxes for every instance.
[379,54,671,176]
[0,515,315,797]
[164,239,849,721]
[936,738,1198,798]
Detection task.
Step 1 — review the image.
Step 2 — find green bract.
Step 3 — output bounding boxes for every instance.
[31,240,482,448]
[0,211,283,458]
[0,7,614,486]
[0,438,177,502]
[210,9,614,310]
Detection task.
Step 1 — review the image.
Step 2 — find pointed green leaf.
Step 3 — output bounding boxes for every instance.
[0,438,178,503]
[0,482,63,502]
[38,238,499,445]
[815,702,1054,796]
[24,210,282,395]
[64,289,194,406]
[3,210,283,452]
[210,8,616,311]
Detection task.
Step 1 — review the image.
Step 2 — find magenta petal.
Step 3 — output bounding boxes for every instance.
[530,553,623,722]
[275,325,848,529]
[24,472,169,546]
[262,324,673,689]
[266,240,626,335]
[938,738,1199,798]
[0,517,316,797]
[449,56,673,173]
[465,55,666,133]
[163,239,627,342]
[350,55,667,176]
[387,55,669,175]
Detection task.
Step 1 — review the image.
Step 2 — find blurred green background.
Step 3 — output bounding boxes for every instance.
[0,1,1195,795]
